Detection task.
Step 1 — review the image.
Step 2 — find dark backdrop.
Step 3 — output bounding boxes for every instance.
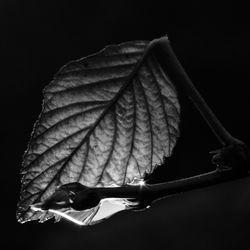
[1,1,250,249]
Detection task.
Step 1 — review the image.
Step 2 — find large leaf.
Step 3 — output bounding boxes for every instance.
[17,39,180,224]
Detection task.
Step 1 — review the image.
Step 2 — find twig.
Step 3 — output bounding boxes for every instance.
[149,36,249,172]
[61,169,249,211]
[149,36,237,146]
[97,169,247,200]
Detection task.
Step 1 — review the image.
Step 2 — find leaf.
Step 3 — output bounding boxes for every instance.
[17,39,180,224]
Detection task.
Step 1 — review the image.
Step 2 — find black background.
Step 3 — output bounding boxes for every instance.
[1,1,250,249]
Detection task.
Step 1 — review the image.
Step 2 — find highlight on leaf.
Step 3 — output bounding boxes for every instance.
[17,38,180,225]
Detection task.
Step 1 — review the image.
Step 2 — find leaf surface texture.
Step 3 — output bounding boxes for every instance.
[17,40,180,223]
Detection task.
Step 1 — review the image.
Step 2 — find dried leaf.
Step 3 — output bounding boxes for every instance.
[17,39,180,223]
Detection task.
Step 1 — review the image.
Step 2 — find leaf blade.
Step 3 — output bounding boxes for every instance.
[17,40,180,223]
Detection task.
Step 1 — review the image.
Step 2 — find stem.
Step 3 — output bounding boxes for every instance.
[149,36,238,146]
[95,169,248,203]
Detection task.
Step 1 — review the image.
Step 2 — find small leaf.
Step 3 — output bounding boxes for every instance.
[17,39,180,223]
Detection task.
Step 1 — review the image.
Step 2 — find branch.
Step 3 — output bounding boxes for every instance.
[149,36,249,172]
[96,169,249,208]
[149,36,235,146]
[97,169,247,200]
[35,168,249,212]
